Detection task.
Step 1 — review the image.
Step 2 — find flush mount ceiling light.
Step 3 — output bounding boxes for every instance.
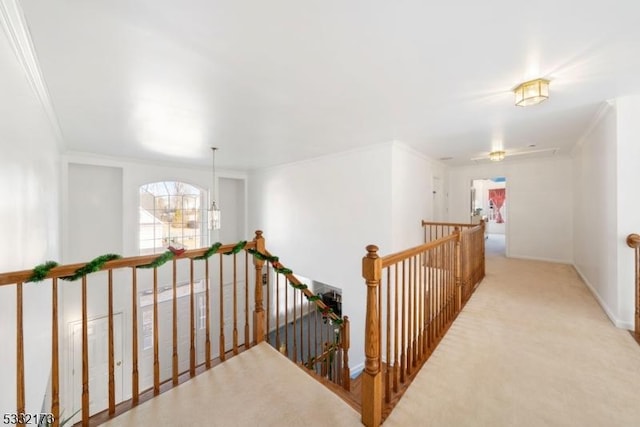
[514,78,550,107]
[489,150,506,161]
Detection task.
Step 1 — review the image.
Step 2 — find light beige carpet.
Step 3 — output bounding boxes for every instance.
[103,342,360,427]
[385,255,640,427]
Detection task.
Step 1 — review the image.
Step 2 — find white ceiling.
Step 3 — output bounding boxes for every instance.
[17,0,640,169]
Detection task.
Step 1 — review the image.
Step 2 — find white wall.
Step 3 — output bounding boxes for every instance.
[58,154,249,417]
[391,142,446,251]
[449,157,573,263]
[572,103,620,324]
[572,97,640,330]
[616,96,640,326]
[0,24,60,414]
[248,143,394,373]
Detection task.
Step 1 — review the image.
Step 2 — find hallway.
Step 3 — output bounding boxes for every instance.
[385,254,640,426]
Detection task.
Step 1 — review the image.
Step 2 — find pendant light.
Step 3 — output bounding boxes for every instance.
[208,147,221,230]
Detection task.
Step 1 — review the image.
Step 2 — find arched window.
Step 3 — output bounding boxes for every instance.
[139,181,207,254]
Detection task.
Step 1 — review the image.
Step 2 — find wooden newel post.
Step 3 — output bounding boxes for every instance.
[253,230,266,344]
[627,234,640,337]
[454,227,462,312]
[362,245,382,427]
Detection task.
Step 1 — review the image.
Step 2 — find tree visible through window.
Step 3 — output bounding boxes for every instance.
[139,181,207,254]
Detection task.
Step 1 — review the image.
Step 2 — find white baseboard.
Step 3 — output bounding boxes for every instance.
[508,254,573,264]
[350,362,364,379]
[573,264,633,330]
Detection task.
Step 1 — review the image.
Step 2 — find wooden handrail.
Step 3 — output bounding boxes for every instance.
[421,220,476,228]
[0,241,258,286]
[381,234,457,267]
[263,249,342,324]
[627,233,640,249]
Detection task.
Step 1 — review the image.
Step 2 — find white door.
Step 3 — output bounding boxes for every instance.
[432,176,444,221]
[70,313,124,422]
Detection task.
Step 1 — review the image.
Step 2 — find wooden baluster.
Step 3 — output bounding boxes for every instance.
[313,298,318,365]
[266,263,270,344]
[244,250,250,348]
[233,253,238,355]
[219,253,225,361]
[51,278,60,427]
[16,282,25,426]
[362,245,382,427]
[253,231,266,344]
[413,256,418,367]
[172,260,178,385]
[108,270,115,415]
[292,278,298,363]
[418,253,424,360]
[637,245,640,337]
[422,250,428,356]
[190,259,196,377]
[342,316,351,391]
[454,227,468,313]
[306,301,314,362]
[393,265,399,394]
[407,258,413,375]
[400,260,406,383]
[275,272,281,351]
[131,269,139,405]
[153,268,159,395]
[205,258,211,369]
[299,290,303,365]
[284,276,289,356]
[385,267,391,403]
[82,276,89,425]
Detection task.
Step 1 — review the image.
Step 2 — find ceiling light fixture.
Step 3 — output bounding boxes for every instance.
[514,78,550,107]
[489,150,506,162]
[208,147,221,230]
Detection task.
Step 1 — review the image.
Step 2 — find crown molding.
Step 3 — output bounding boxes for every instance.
[570,100,614,156]
[0,0,64,146]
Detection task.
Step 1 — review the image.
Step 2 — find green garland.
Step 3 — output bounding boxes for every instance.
[27,261,59,283]
[248,248,343,325]
[224,240,247,255]
[24,241,343,325]
[137,251,175,269]
[194,242,222,260]
[59,254,122,281]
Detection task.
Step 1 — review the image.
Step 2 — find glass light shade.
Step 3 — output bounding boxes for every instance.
[208,203,221,230]
[489,150,506,161]
[514,78,549,107]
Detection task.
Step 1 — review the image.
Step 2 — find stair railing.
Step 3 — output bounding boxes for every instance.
[0,230,349,427]
[362,221,486,427]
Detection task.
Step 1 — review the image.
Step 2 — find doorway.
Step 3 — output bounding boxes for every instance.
[471,177,507,256]
[69,313,124,423]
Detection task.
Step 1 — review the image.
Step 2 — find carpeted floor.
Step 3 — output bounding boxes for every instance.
[102,342,360,427]
[385,255,640,427]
